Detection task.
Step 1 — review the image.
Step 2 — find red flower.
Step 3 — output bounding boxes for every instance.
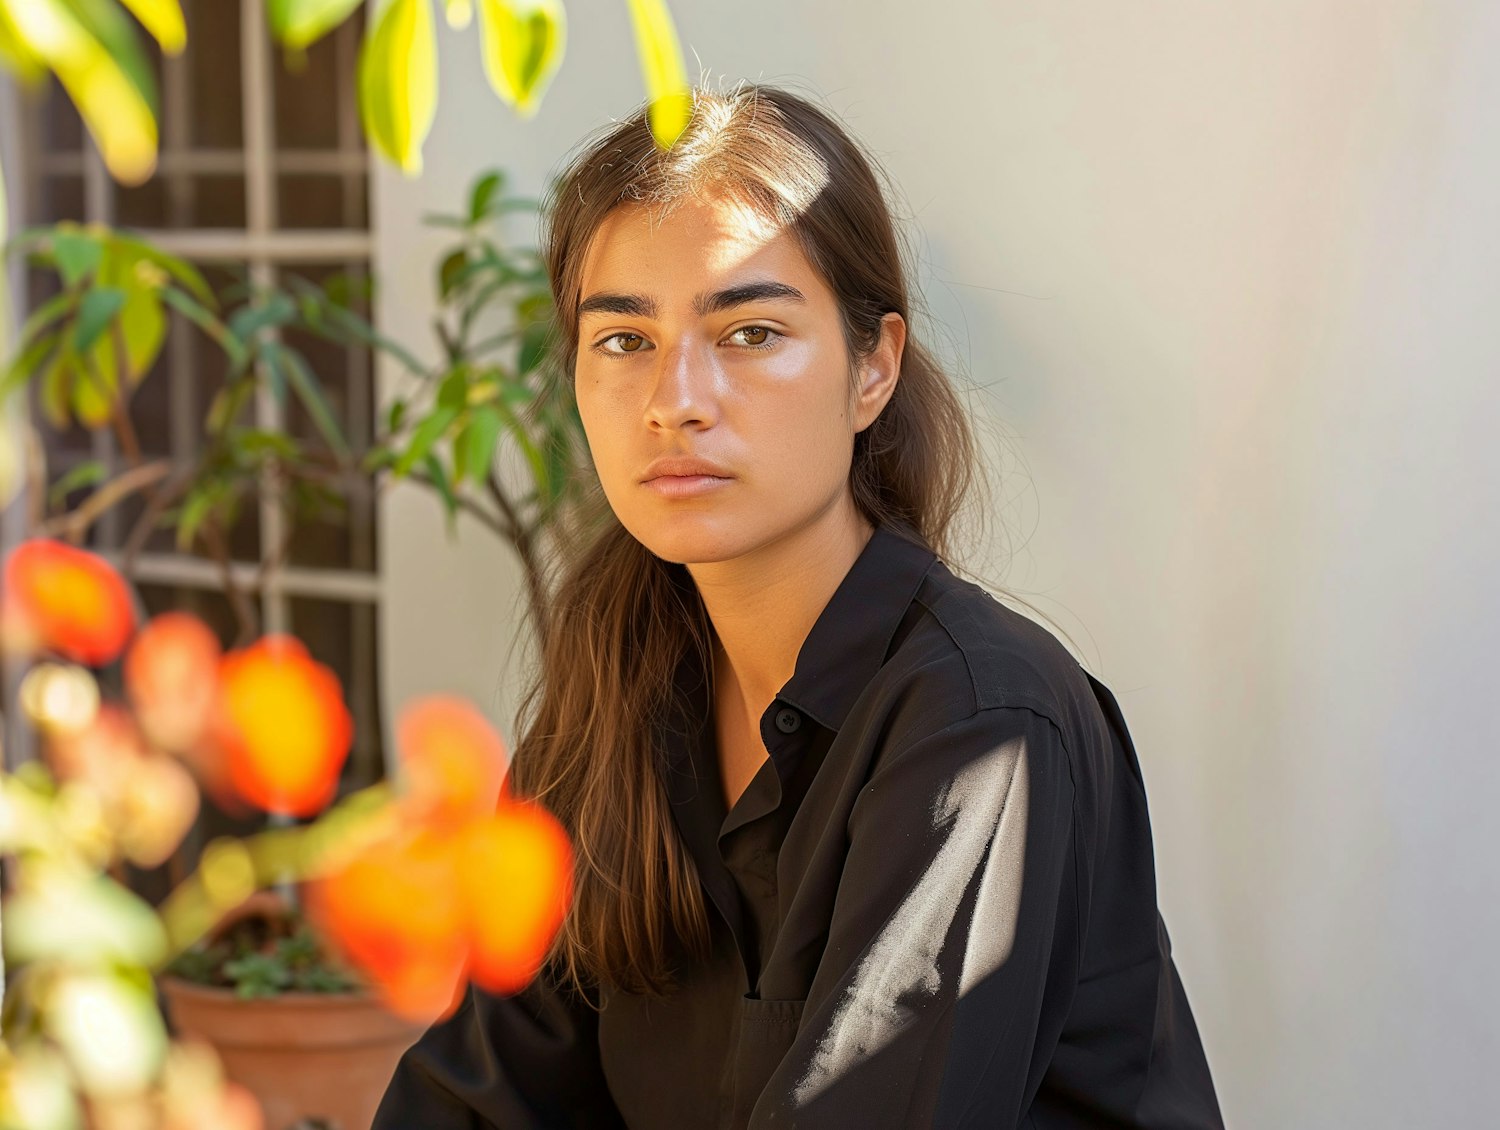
[395,694,511,826]
[210,634,353,817]
[2,538,136,665]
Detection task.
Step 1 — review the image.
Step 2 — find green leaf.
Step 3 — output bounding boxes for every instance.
[7,0,162,182]
[436,367,469,411]
[461,402,505,486]
[206,380,254,433]
[110,231,215,305]
[118,0,187,53]
[72,286,126,353]
[476,0,565,119]
[394,403,458,476]
[386,397,407,433]
[161,287,249,384]
[267,0,364,50]
[48,459,108,508]
[422,451,459,538]
[39,352,74,428]
[228,291,296,341]
[176,482,225,552]
[1,332,60,401]
[52,229,103,286]
[0,6,46,82]
[71,347,118,427]
[17,289,76,348]
[439,249,469,299]
[358,0,438,175]
[469,169,504,222]
[266,343,351,460]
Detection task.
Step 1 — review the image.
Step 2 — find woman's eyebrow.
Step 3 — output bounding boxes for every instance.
[577,280,807,322]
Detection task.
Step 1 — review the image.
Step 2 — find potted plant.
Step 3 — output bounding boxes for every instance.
[0,169,597,1127]
[157,888,427,1130]
[0,537,577,1128]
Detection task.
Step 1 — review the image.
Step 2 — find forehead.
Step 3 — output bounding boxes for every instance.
[579,196,816,293]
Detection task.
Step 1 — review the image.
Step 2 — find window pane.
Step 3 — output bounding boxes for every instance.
[271,12,362,150]
[34,175,86,224]
[277,174,367,230]
[33,77,84,151]
[287,596,386,797]
[185,0,244,148]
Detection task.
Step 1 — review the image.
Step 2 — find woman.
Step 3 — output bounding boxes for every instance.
[372,82,1223,1129]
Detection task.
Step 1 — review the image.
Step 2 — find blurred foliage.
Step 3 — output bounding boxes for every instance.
[0,552,573,1124]
[0,0,689,186]
[1,165,602,650]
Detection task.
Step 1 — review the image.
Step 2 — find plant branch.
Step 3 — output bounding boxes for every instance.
[199,516,259,647]
[37,459,173,544]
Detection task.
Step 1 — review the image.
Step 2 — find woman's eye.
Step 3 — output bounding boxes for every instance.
[594,332,649,355]
[590,326,782,357]
[728,325,781,351]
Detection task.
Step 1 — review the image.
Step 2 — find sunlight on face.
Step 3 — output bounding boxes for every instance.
[572,195,861,566]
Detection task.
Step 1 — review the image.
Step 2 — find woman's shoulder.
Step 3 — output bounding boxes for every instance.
[881,558,1109,762]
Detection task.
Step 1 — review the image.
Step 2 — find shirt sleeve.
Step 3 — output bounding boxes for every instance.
[370,961,628,1129]
[748,704,1080,1129]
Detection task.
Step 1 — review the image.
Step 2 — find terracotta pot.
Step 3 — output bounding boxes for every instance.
[158,975,429,1130]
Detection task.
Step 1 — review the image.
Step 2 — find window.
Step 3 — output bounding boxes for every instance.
[6,1,383,903]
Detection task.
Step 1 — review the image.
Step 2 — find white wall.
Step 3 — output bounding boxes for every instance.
[373,2,1500,1125]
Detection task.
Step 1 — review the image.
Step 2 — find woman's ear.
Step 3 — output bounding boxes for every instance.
[854,312,907,432]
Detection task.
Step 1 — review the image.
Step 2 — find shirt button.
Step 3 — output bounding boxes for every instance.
[774,706,802,734]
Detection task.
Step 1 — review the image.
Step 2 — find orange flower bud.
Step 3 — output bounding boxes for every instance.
[211,635,353,817]
[303,824,471,1024]
[394,694,510,827]
[455,799,574,997]
[2,538,136,666]
[125,611,222,756]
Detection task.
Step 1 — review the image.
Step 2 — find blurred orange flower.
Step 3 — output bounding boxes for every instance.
[45,702,200,868]
[2,538,136,666]
[395,694,511,826]
[210,634,353,817]
[456,799,574,997]
[303,823,471,1024]
[304,701,574,1021]
[126,612,223,756]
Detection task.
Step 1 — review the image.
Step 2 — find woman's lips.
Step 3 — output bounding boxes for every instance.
[643,475,734,498]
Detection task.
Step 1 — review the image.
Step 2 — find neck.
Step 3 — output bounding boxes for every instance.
[693,502,875,721]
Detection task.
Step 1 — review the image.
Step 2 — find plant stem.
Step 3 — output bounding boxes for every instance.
[37,458,172,544]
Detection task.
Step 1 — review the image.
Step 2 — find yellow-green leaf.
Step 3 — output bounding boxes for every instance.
[476,0,564,119]
[358,0,437,175]
[0,5,46,83]
[268,0,364,51]
[107,282,165,388]
[623,0,691,149]
[117,0,187,54]
[39,353,73,428]
[6,0,160,183]
[72,349,117,427]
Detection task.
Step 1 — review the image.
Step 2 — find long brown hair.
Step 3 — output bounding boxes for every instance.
[506,81,1011,1002]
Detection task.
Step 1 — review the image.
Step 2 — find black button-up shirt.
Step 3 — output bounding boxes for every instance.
[372,523,1224,1128]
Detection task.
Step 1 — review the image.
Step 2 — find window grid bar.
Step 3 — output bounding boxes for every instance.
[95,549,382,603]
[244,0,292,839]
[33,150,370,177]
[125,229,373,262]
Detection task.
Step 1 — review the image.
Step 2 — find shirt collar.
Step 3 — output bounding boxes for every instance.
[772,522,938,732]
[660,522,939,764]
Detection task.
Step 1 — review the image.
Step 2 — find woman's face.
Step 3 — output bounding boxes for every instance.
[572,193,903,566]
